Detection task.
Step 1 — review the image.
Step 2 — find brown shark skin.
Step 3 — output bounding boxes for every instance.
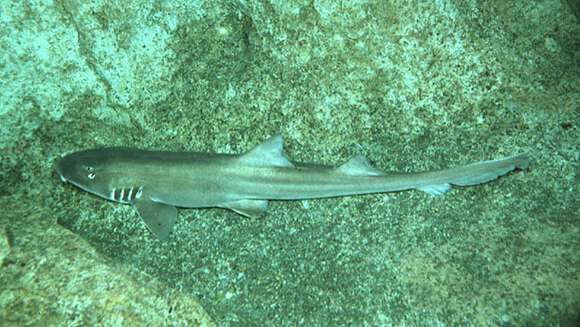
[55,135,529,241]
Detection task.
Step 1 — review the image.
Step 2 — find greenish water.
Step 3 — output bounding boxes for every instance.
[1,1,578,326]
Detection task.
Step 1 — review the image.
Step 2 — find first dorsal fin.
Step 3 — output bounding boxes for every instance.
[335,155,387,176]
[237,134,295,168]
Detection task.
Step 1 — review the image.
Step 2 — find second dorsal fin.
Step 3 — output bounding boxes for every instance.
[335,155,387,176]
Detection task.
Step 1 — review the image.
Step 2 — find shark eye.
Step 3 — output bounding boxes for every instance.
[87,167,95,180]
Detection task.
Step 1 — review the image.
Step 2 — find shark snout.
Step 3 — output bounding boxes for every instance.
[54,156,68,182]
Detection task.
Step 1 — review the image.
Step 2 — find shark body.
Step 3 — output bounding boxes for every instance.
[55,135,529,241]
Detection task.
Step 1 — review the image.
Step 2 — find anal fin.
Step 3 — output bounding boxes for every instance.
[417,184,451,195]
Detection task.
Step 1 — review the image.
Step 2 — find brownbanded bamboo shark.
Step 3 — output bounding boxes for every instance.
[55,134,529,241]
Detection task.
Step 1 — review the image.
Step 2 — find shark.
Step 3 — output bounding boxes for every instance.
[55,134,529,241]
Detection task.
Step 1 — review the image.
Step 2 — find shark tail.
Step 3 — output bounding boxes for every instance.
[417,152,529,195]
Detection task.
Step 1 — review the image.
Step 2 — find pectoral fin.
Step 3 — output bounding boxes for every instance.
[133,198,177,242]
[222,199,268,218]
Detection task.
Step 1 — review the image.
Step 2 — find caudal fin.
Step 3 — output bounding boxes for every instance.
[417,152,529,195]
[448,152,529,186]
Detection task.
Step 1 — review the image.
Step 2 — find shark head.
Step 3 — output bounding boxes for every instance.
[55,149,121,202]
[55,148,174,241]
